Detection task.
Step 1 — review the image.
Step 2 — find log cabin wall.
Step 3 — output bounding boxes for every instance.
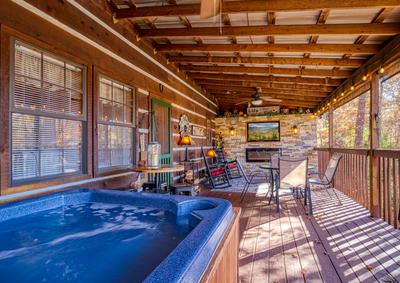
[0,0,217,195]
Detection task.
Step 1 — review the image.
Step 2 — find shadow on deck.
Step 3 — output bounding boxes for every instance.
[200,188,400,283]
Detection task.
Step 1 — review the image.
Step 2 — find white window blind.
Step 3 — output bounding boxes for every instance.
[11,41,86,183]
[98,77,135,170]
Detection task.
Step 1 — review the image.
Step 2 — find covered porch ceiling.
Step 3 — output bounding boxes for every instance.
[109,0,400,112]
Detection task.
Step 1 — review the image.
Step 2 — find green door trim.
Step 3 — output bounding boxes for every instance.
[151,98,172,185]
[151,98,172,154]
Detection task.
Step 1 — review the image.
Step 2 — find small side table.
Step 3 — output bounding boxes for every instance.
[174,160,201,195]
[133,165,185,193]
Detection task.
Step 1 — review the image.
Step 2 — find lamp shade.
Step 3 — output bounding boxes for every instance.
[179,135,192,146]
[206,149,216,158]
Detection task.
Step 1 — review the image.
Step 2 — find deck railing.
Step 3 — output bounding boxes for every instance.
[316,148,400,229]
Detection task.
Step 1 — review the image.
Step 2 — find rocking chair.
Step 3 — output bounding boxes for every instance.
[215,148,242,179]
[202,147,231,189]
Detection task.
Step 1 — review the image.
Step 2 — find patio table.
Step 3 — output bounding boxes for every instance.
[259,164,279,204]
[260,163,315,205]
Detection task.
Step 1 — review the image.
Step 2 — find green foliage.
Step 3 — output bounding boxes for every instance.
[248,128,279,141]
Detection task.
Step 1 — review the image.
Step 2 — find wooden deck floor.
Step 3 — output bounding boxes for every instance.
[200,188,400,283]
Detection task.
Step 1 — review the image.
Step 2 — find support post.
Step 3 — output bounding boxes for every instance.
[328,107,335,155]
[370,73,380,217]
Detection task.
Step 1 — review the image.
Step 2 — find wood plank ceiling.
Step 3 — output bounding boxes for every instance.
[110,0,400,112]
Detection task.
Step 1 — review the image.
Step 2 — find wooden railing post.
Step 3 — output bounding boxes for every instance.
[370,73,380,217]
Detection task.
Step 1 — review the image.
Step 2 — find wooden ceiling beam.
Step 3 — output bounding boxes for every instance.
[204,86,326,99]
[189,72,343,86]
[180,65,352,77]
[156,43,379,54]
[139,23,400,38]
[168,55,364,67]
[201,84,329,97]
[115,0,400,19]
[215,96,318,106]
[195,79,335,92]
[217,96,317,109]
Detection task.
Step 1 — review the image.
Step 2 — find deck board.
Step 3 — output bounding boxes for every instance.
[200,186,400,283]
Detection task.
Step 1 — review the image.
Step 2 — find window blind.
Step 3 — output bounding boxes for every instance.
[11,41,86,183]
[98,77,135,170]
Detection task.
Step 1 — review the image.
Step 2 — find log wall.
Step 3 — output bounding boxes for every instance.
[0,0,217,195]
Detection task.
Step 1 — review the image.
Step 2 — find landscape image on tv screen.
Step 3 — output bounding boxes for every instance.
[247,122,280,142]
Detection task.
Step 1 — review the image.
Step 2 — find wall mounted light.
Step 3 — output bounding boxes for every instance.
[362,75,368,81]
[292,125,298,135]
[229,126,235,136]
[378,67,385,74]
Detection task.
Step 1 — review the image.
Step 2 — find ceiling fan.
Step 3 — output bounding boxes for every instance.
[234,87,282,107]
[200,0,221,19]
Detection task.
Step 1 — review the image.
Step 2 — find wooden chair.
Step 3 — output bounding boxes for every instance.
[309,153,343,204]
[274,157,312,214]
[215,148,242,179]
[202,147,231,189]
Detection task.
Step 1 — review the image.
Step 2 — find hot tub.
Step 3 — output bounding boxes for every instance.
[0,189,234,283]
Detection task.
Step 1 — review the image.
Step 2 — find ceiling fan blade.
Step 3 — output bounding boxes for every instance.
[200,0,220,19]
[261,96,282,103]
[234,100,250,105]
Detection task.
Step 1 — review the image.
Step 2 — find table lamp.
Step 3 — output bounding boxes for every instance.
[179,135,192,162]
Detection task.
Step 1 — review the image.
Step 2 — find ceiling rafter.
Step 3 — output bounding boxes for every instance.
[343,8,395,60]
[188,72,343,86]
[156,43,379,54]
[202,85,327,98]
[167,55,364,67]
[214,96,317,108]
[266,12,276,57]
[114,0,400,19]
[304,9,330,58]
[138,23,400,38]
[179,65,353,77]
[221,13,237,44]
[195,79,335,92]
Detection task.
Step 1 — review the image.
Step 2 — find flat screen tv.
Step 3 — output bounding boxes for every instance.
[247,121,280,142]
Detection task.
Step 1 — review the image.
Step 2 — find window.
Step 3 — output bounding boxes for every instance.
[98,77,135,170]
[333,91,370,148]
[11,41,86,183]
[379,72,400,149]
[317,112,329,147]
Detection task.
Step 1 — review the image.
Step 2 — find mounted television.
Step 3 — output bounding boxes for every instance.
[247,121,280,142]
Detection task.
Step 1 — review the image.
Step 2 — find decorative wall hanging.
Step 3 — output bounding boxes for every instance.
[247,106,280,116]
[192,125,205,137]
[179,114,190,137]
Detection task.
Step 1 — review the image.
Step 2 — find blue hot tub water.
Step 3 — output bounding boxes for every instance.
[0,189,234,283]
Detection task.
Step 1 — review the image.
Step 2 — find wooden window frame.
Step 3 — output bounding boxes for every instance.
[97,74,136,173]
[9,39,88,186]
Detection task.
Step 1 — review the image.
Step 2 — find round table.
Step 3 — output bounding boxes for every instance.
[260,163,316,205]
[133,165,185,193]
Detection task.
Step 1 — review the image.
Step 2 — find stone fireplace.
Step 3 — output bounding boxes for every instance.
[245,148,281,162]
[215,114,317,172]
